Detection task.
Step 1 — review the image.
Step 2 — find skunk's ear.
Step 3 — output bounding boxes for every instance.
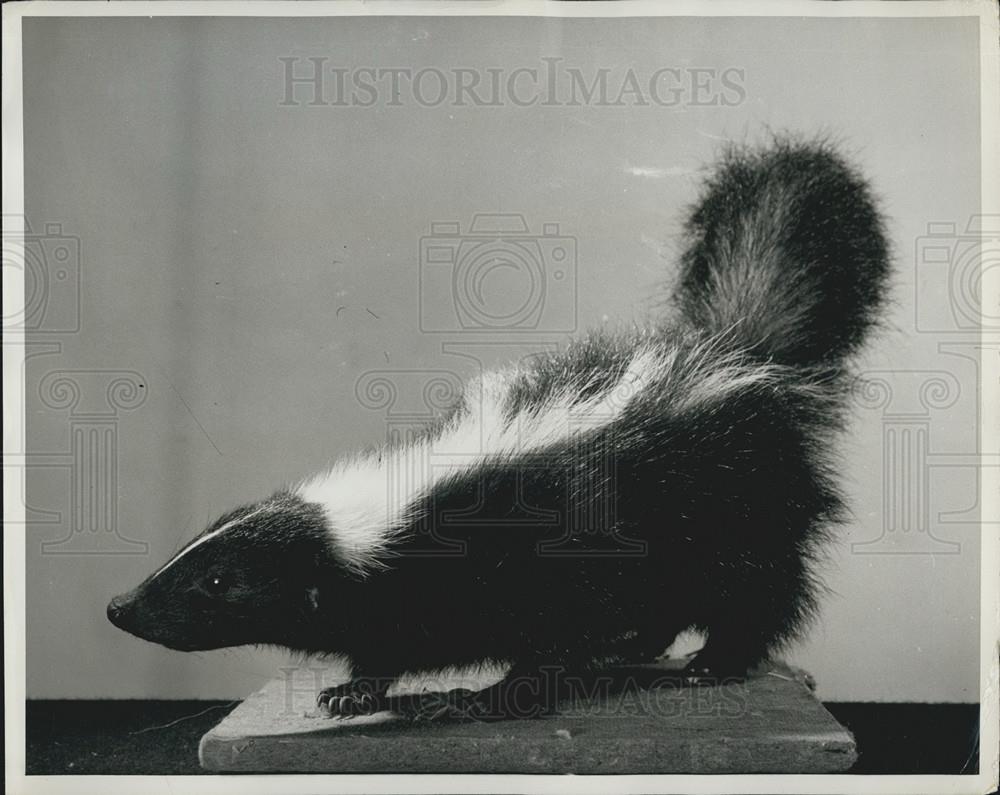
[306,586,320,612]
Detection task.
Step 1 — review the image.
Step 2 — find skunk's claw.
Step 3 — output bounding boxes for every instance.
[681,664,718,687]
[317,686,381,718]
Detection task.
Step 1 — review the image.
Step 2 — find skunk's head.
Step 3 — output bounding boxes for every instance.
[106,492,338,651]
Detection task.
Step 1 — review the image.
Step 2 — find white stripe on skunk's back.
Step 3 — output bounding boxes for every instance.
[296,345,664,575]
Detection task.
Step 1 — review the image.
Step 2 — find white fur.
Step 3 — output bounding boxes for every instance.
[298,345,665,575]
[297,338,795,575]
[671,350,785,413]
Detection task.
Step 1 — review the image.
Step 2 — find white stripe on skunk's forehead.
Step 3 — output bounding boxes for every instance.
[151,503,275,580]
[297,344,667,575]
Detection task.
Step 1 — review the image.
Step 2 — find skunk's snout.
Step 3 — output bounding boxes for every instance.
[106,592,134,630]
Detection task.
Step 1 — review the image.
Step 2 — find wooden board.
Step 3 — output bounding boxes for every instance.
[199,660,857,774]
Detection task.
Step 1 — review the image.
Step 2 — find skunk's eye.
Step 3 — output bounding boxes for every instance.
[205,574,229,595]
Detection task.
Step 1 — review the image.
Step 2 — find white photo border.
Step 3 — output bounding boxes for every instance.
[3,2,997,794]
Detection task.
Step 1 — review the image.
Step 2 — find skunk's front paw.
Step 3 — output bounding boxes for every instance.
[316,684,382,718]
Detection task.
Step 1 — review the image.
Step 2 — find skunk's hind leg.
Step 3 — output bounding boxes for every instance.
[609,620,684,664]
[682,626,771,686]
[683,554,816,685]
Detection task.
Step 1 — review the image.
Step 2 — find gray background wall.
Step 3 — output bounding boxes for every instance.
[21,15,983,701]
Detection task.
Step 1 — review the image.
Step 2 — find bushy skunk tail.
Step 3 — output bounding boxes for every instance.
[675,138,890,368]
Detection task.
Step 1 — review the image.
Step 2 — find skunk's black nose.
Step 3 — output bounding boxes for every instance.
[106,595,130,628]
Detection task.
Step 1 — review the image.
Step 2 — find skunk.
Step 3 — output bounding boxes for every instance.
[108,138,889,718]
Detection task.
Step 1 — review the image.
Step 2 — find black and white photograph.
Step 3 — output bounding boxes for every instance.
[3,2,998,793]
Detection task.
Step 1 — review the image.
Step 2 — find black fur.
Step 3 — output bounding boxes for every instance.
[109,138,890,716]
[676,138,889,367]
[107,493,337,651]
